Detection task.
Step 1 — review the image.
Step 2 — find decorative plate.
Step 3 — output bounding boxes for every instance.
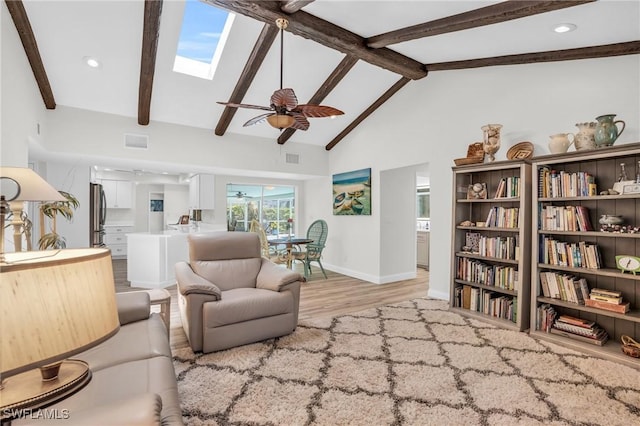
[506,141,534,160]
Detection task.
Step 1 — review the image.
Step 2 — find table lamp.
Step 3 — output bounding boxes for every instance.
[0,248,120,419]
[0,176,21,262]
[0,167,66,253]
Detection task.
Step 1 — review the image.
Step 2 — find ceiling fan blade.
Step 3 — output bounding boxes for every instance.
[293,104,344,118]
[243,113,275,127]
[271,88,298,110]
[217,101,272,111]
[290,113,310,131]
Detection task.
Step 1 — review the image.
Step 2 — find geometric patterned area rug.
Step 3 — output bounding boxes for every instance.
[172,298,640,425]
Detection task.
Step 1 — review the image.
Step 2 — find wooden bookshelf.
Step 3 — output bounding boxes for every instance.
[530,142,640,369]
[450,160,531,331]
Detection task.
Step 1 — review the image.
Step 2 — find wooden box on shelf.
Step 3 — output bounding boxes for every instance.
[530,143,640,369]
[450,159,532,331]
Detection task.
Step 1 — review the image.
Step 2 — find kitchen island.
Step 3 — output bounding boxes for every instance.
[127,225,226,288]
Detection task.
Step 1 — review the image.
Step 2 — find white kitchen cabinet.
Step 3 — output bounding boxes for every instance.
[417,231,429,269]
[102,179,133,209]
[189,174,215,210]
[104,225,133,258]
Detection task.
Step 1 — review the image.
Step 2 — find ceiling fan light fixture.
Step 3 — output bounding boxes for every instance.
[266,114,295,129]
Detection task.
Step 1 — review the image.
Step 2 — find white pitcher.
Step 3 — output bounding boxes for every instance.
[548,133,574,154]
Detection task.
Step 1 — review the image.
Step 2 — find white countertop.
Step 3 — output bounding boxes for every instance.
[127,230,191,237]
[104,223,134,227]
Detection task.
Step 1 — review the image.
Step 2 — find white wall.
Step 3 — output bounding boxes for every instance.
[380,164,430,281]
[316,55,639,300]
[135,184,164,232]
[164,184,189,226]
[1,2,45,166]
[37,106,330,180]
[39,162,91,248]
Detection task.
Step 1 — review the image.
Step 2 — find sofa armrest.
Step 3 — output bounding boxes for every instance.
[116,291,151,326]
[256,259,304,291]
[175,262,221,299]
[20,393,162,425]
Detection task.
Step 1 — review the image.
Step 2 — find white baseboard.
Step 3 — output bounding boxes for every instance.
[323,263,416,285]
[428,288,449,301]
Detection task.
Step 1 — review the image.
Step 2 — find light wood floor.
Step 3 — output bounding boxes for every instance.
[112,260,429,351]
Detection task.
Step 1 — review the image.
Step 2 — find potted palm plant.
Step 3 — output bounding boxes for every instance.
[39,191,79,249]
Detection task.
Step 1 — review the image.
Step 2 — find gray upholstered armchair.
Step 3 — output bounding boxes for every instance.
[175,231,303,353]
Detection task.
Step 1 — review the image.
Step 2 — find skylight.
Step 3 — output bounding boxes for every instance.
[173,0,234,80]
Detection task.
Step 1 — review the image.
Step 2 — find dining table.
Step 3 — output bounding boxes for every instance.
[268,237,314,269]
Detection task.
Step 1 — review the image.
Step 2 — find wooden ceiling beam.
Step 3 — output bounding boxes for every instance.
[278,55,358,145]
[203,0,427,80]
[280,0,314,14]
[426,41,640,72]
[366,0,594,49]
[138,0,163,126]
[326,77,410,151]
[215,23,279,136]
[5,0,56,109]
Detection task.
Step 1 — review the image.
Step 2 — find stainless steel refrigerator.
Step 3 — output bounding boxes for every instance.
[89,183,106,247]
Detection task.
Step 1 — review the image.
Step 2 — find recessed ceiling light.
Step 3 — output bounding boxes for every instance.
[554,23,577,33]
[83,56,101,68]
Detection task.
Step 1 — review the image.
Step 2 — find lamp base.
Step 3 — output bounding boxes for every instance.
[0,359,91,420]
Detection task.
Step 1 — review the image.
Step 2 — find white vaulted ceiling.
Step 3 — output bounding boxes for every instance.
[15,0,640,149]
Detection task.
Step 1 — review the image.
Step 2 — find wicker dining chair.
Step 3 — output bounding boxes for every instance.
[292,219,328,278]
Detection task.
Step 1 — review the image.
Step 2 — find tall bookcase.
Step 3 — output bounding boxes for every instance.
[530,143,640,369]
[450,160,531,331]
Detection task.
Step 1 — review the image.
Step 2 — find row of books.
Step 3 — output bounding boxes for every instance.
[456,257,518,290]
[538,167,597,198]
[478,236,519,260]
[539,271,589,304]
[485,206,520,228]
[540,271,589,305]
[494,176,520,198]
[539,272,632,313]
[536,304,557,332]
[551,314,609,346]
[539,205,594,232]
[541,237,602,269]
[536,305,609,346]
[454,285,517,322]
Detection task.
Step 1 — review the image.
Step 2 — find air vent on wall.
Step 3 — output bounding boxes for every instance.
[285,153,300,164]
[124,133,149,149]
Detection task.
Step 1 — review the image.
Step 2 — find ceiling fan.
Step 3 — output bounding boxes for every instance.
[217,18,344,131]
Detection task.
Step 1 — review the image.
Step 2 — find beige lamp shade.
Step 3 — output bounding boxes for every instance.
[0,167,66,202]
[0,248,120,378]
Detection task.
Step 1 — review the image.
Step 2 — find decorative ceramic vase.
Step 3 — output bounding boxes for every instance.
[548,133,574,154]
[574,122,597,151]
[481,124,502,162]
[594,114,626,148]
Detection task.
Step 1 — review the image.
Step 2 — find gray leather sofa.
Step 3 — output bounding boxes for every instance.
[16,291,183,425]
[175,232,304,353]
